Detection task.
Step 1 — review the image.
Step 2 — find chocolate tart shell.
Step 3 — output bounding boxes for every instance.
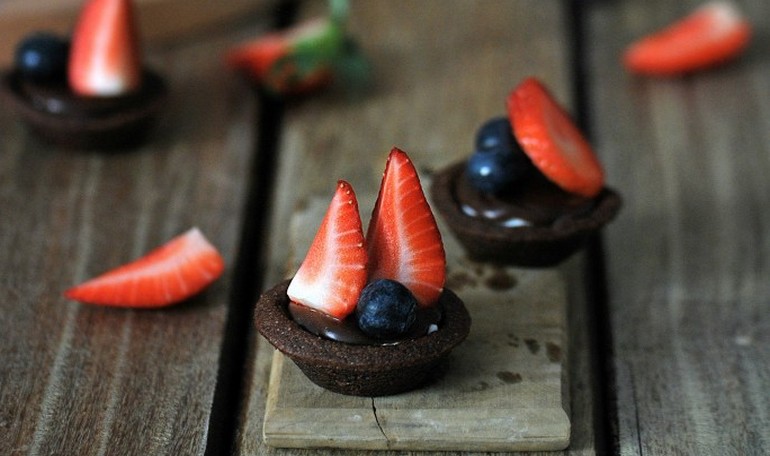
[430,161,622,267]
[255,279,471,397]
[1,69,167,150]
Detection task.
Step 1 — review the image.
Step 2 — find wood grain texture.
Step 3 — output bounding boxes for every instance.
[0,17,269,456]
[237,0,601,454]
[586,0,770,454]
[262,197,569,452]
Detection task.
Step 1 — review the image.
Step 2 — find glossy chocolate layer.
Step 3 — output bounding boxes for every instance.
[430,161,622,266]
[289,301,442,346]
[453,169,596,228]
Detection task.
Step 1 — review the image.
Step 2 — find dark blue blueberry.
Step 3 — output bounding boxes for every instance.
[14,33,70,83]
[466,150,518,193]
[466,116,535,194]
[475,116,516,152]
[356,279,417,339]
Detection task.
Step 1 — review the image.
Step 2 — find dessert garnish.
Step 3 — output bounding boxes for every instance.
[430,77,621,266]
[367,148,446,306]
[0,0,167,149]
[225,0,368,96]
[356,279,420,339]
[287,148,445,344]
[64,228,224,308]
[287,180,368,320]
[507,77,604,198]
[465,116,534,195]
[68,0,142,96]
[460,76,605,224]
[14,33,70,83]
[255,149,469,396]
[623,1,751,76]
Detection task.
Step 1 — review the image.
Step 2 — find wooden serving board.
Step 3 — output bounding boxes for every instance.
[261,196,571,452]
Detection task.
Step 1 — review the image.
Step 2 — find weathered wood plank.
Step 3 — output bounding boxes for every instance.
[586,0,770,454]
[0,14,273,455]
[238,0,600,454]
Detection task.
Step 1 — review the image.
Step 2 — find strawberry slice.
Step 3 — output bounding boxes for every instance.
[225,18,343,95]
[64,228,224,308]
[68,0,142,96]
[623,1,751,76]
[366,148,445,308]
[287,180,368,319]
[507,77,604,198]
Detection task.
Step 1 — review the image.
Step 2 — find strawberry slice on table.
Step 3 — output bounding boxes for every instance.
[507,77,605,198]
[366,148,445,308]
[287,180,368,320]
[68,0,142,96]
[225,17,344,95]
[64,228,225,308]
[623,1,752,76]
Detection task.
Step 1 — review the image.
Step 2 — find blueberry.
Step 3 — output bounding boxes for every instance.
[356,279,417,339]
[475,116,515,152]
[14,33,70,83]
[466,116,535,194]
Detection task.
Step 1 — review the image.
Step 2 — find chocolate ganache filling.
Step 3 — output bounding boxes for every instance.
[289,302,442,346]
[454,169,596,228]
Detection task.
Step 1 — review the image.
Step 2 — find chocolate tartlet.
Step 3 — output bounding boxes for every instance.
[255,279,471,397]
[1,69,166,149]
[431,161,621,266]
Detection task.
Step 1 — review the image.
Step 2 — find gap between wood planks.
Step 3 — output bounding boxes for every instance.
[567,0,617,454]
[203,1,299,455]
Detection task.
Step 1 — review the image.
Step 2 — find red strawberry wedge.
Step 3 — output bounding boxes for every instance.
[367,148,445,307]
[507,77,604,198]
[623,1,751,76]
[287,180,368,320]
[69,0,142,96]
[64,228,225,308]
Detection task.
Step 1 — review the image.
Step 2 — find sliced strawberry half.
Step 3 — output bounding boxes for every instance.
[507,77,604,198]
[287,180,368,319]
[68,0,142,96]
[366,148,445,308]
[64,227,225,308]
[623,1,751,76]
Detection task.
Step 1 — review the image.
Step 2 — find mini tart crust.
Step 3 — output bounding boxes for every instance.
[1,69,166,149]
[255,279,471,397]
[430,161,622,267]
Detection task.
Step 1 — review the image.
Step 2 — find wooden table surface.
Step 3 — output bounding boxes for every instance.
[1,0,768,455]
